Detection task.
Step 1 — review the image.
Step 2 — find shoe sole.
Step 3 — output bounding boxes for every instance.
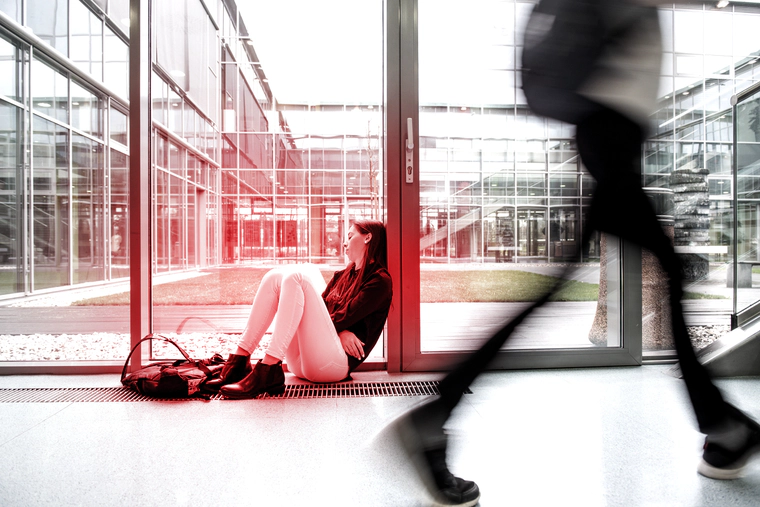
[221,384,285,399]
[388,403,481,507]
[697,442,760,480]
[698,406,760,480]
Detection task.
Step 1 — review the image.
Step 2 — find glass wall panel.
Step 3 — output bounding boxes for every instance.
[0,35,19,102]
[0,100,22,295]
[0,22,132,360]
[72,134,105,284]
[31,58,68,124]
[110,149,129,279]
[152,71,166,125]
[109,1,131,32]
[168,140,182,177]
[110,107,127,146]
[70,0,104,80]
[642,5,760,354]
[32,116,69,291]
[168,88,181,134]
[0,0,21,23]
[736,88,760,313]
[104,25,128,99]
[144,0,385,362]
[154,168,170,273]
[170,173,186,268]
[71,81,102,138]
[416,0,620,355]
[27,0,68,55]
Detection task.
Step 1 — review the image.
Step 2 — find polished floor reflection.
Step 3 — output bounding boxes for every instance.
[1,366,759,506]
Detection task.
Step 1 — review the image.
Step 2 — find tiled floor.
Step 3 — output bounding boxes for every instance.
[1,366,760,506]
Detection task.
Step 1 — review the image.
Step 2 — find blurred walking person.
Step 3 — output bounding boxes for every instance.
[393,1,760,505]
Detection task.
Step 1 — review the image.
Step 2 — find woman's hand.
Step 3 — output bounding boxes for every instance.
[339,330,365,360]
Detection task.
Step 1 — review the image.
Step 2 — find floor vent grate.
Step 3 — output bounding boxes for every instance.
[0,382,471,403]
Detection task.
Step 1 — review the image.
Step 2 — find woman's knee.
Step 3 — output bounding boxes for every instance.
[282,268,323,293]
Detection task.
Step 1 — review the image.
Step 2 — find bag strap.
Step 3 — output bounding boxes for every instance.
[120,334,195,383]
[195,361,213,378]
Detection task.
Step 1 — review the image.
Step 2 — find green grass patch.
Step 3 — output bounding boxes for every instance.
[683,291,726,299]
[71,267,725,306]
[419,270,599,302]
[73,268,325,306]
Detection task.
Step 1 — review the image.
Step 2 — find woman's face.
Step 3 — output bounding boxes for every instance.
[344,225,369,267]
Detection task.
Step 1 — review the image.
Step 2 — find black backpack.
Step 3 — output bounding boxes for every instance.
[121,335,225,399]
[520,0,606,125]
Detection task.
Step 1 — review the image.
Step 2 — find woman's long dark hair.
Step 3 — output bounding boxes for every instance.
[326,219,388,313]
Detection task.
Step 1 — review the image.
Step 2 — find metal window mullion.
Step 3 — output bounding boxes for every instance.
[21,42,31,295]
[732,99,738,319]
[128,0,153,372]
[307,133,312,264]
[68,83,74,288]
[26,45,34,295]
[105,115,112,281]
[236,136,242,263]
[343,131,349,250]
[183,159,188,268]
[479,143,484,263]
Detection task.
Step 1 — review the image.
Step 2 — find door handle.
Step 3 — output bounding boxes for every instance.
[405,117,414,184]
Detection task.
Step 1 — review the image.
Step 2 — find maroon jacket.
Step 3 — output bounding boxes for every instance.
[322,263,393,372]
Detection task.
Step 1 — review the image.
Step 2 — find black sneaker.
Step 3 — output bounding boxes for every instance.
[393,400,480,507]
[423,448,481,507]
[698,408,760,480]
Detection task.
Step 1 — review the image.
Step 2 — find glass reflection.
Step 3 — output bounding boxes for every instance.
[110,149,129,279]
[71,81,102,138]
[736,91,760,313]
[31,58,68,123]
[110,107,127,146]
[32,116,69,291]
[104,25,128,99]
[0,36,18,101]
[27,0,68,55]
[72,134,105,284]
[0,101,21,295]
[70,0,103,80]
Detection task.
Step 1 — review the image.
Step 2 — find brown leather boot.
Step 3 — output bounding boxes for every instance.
[220,359,285,399]
[204,353,252,392]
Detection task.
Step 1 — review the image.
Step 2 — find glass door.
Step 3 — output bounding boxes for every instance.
[394,0,642,371]
[516,208,546,259]
[733,82,760,325]
[148,1,388,364]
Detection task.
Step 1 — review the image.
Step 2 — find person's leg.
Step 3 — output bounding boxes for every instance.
[236,267,290,355]
[222,265,345,397]
[575,108,729,432]
[576,109,760,479]
[284,328,349,383]
[207,267,290,391]
[396,257,566,507]
[277,265,349,382]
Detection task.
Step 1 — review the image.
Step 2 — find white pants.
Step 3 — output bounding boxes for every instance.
[238,264,349,383]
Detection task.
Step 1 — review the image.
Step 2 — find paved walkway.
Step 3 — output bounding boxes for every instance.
[0,300,730,345]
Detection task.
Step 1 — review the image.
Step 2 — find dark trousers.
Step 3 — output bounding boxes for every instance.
[438,107,728,434]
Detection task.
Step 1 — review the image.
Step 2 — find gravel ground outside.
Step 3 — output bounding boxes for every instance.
[0,332,271,362]
[0,326,728,362]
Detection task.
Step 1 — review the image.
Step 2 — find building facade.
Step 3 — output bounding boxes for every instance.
[0,0,759,366]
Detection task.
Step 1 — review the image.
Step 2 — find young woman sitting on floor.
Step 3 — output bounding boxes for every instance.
[206,219,392,398]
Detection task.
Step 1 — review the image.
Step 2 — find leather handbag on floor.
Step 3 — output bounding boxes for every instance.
[121,335,225,399]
